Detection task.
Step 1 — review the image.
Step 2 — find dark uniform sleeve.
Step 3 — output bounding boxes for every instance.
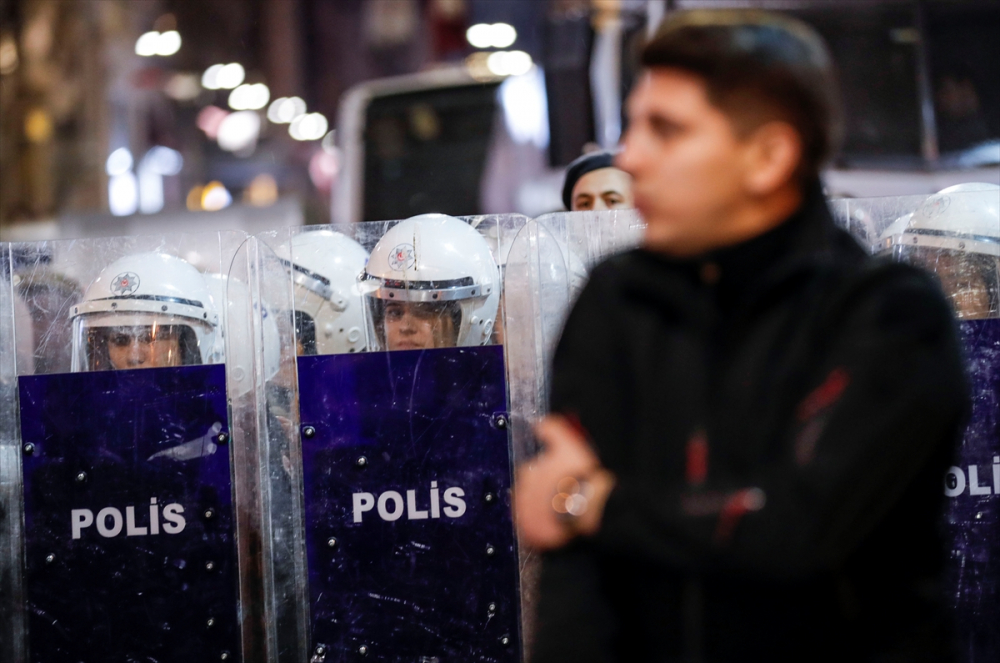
[560,263,968,579]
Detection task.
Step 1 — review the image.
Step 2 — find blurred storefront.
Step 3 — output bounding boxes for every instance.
[0,0,997,240]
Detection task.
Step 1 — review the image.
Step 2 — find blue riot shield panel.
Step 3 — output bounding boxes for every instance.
[19,364,239,660]
[945,319,1000,662]
[298,347,517,661]
[833,184,1000,663]
[256,214,528,661]
[1,231,265,662]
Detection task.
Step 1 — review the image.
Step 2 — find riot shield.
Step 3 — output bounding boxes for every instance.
[500,208,643,653]
[256,214,529,661]
[831,185,1000,662]
[0,232,264,662]
[503,209,644,461]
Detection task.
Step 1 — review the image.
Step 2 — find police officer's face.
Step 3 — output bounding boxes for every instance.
[913,251,996,320]
[107,326,182,369]
[617,68,799,257]
[571,167,634,211]
[383,302,455,350]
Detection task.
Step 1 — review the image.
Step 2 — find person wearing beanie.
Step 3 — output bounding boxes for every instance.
[562,150,634,212]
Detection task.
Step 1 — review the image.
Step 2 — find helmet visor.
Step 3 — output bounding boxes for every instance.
[71,312,208,371]
[363,297,461,352]
[891,245,1000,320]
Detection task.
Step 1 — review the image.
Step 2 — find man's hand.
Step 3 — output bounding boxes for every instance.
[514,414,616,550]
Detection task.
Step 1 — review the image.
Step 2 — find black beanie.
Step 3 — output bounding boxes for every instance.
[561,150,617,210]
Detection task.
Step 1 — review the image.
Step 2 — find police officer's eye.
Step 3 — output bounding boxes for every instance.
[385,306,404,321]
[110,334,131,347]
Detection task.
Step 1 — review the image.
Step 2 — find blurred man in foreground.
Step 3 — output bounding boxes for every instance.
[562,150,635,212]
[516,10,967,662]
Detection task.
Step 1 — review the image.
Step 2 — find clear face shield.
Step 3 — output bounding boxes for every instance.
[71,312,209,371]
[359,275,492,351]
[886,242,1000,320]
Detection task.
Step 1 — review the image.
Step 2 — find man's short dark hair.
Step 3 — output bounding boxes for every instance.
[642,10,842,180]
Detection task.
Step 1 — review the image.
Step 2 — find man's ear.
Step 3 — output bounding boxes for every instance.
[743,121,803,196]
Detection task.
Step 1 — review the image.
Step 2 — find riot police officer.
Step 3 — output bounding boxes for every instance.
[276,229,370,356]
[877,182,999,319]
[361,213,500,351]
[70,252,218,371]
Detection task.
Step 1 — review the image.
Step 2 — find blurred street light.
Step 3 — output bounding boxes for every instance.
[137,147,183,214]
[24,108,53,143]
[466,23,517,49]
[244,174,279,207]
[105,148,134,177]
[267,96,307,124]
[289,113,328,141]
[107,147,138,216]
[135,31,182,57]
[229,83,270,111]
[109,174,139,216]
[156,31,182,56]
[217,110,261,152]
[202,63,245,90]
[486,50,533,77]
[0,35,19,75]
[145,146,184,176]
[201,182,233,211]
[217,63,245,89]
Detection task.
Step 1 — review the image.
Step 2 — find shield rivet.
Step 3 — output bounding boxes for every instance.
[205,560,216,572]
[485,544,496,557]
[500,635,512,647]
[327,537,338,549]
[206,617,216,628]
[204,508,216,520]
[488,601,497,614]
[75,471,88,483]
[217,432,229,445]
[356,456,368,468]
[303,425,316,439]
[22,443,35,455]
[484,492,496,504]
[358,644,369,656]
[220,651,230,661]
[45,553,55,564]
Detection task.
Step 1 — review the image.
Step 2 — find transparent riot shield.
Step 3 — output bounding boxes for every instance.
[256,214,529,661]
[831,185,1000,662]
[503,209,644,461]
[500,208,643,653]
[0,231,265,662]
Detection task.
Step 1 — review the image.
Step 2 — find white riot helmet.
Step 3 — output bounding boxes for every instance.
[203,273,280,395]
[70,252,218,371]
[361,213,500,350]
[877,182,1000,319]
[275,229,370,355]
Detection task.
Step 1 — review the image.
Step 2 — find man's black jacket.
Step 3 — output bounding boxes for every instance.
[532,185,968,663]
